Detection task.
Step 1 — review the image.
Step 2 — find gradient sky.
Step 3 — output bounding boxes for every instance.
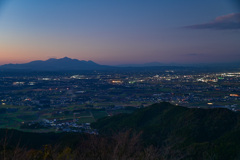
[0,0,240,65]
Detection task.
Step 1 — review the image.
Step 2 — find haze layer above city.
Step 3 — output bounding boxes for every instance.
[0,0,240,65]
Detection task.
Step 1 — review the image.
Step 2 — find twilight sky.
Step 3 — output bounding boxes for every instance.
[0,0,240,65]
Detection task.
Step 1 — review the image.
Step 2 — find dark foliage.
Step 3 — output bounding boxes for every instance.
[92,102,240,159]
[1,102,240,159]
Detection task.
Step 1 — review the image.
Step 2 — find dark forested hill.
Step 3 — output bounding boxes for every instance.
[1,102,240,159]
[92,102,240,160]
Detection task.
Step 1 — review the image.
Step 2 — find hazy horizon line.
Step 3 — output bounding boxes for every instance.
[0,57,239,66]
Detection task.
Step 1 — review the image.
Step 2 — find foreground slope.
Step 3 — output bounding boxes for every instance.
[92,102,240,159]
[1,102,240,159]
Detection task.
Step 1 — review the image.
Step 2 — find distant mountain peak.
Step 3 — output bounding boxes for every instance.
[0,57,111,71]
[62,56,71,59]
[46,57,74,61]
[60,57,74,60]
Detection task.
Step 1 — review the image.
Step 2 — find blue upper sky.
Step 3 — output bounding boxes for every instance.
[0,0,239,65]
